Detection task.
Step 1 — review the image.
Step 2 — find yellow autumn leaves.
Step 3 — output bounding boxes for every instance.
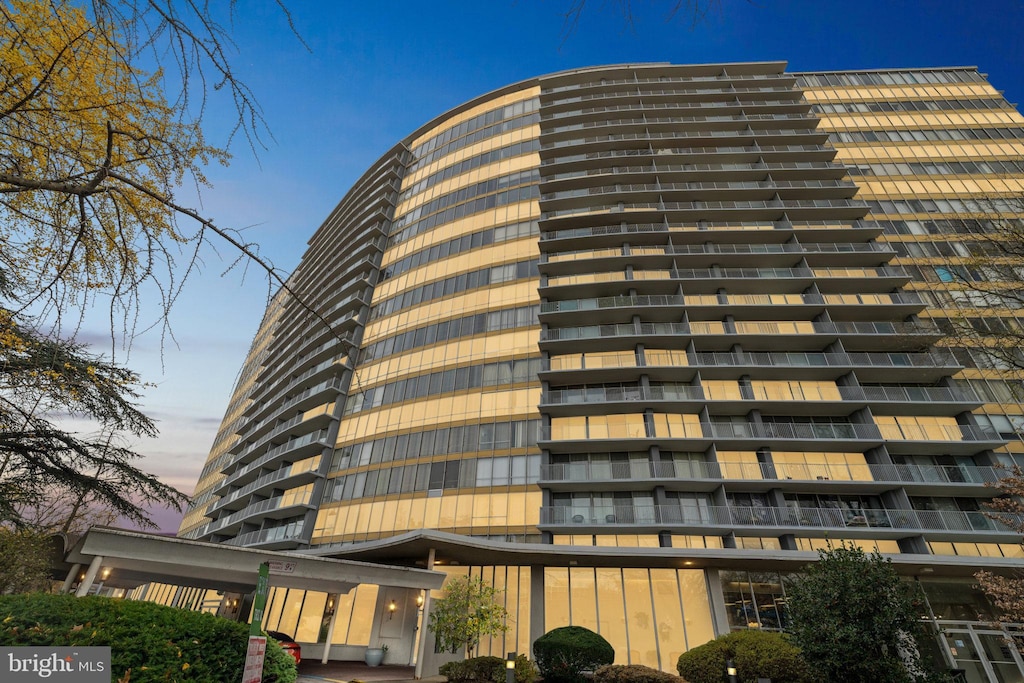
[0,0,229,310]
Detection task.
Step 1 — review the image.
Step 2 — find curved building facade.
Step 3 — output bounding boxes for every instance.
[179,63,1024,678]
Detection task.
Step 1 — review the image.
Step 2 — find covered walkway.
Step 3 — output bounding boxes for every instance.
[61,527,445,597]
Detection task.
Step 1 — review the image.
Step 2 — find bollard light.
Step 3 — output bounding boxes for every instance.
[506,652,516,683]
[726,658,738,683]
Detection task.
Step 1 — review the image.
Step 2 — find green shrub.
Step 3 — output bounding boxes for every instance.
[0,593,296,683]
[533,625,615,683]
[676,630,811,683]
[439,654,537,683]
[595,663,689,683]
[441,656,505,683]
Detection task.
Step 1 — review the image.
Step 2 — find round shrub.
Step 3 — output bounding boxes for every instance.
[533,625,615,683]
[676,630,810,683]
[595,663,689,683]
[440,654,538,683]
[0,593,296,683]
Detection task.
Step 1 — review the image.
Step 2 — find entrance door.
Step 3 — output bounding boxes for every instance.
[977,632,1024,683]
[944,628,1024,682]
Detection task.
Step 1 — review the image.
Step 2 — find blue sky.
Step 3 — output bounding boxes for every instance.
[105,0,1024,531]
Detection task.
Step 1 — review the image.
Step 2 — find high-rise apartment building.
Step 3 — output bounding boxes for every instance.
[178,63,1024,679]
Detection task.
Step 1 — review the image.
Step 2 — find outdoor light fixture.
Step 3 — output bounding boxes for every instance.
[416,593,424,607]
[506,652,516,683]
[726,659,738,683]
[101,568,111,580]
[388,600,397,619]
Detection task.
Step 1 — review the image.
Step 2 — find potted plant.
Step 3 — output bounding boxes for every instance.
[364,643,388,667]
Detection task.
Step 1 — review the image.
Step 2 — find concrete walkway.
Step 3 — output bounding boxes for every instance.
[295,660,445,683]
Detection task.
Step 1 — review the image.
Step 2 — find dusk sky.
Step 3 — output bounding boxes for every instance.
[99,0,1024,531]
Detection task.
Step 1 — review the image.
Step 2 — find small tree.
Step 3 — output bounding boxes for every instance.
[428,576,509,657]
[785,542,938,683]
[976,466,1024,632]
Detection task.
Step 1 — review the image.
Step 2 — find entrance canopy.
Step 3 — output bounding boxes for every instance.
[63,527,446,595]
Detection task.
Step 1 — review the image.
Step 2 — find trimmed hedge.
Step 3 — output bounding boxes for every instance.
[676,630,811,683]
[0,593,296,683]
[595,664,689,683]
[533,626,615,683]
[440,654,537,683]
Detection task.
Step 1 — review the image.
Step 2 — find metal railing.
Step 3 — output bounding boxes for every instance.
[223,528,306,548]
[539,504,1020,533]
[542,385,705,405]
[217,428,331,491]
[539,320,940,342]
[681,351,957,370]
[538,461,1000,486]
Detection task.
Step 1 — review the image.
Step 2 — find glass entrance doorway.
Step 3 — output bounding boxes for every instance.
[943,626,1024,683]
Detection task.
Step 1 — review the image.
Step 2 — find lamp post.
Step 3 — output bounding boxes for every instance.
[726,658,738,683]
[506,652,516,683]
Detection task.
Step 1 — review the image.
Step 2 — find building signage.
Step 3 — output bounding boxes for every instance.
[241,637,267,683]
[267,560,297,574]
[0,647,110,682]
[243,562,271,683]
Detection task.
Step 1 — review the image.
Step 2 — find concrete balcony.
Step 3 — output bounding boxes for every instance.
[839,384,983,415]
[538,350,960,384]
[544,112,816,136]
[539,320,942,353]
[215,428,333,493]
[881,424,1004,455]
[207,459,323,515]
[230,396,338,466]
[203,494,316,537]
[684,351,960,382]
[223,527,307,550]
[538,460,1000,496]
[540,85,803,111]
[539,419,1000,454]
[540,127,825,153]
[539,383,980,418]
[537,504,1020,542]
[539,144,838,177]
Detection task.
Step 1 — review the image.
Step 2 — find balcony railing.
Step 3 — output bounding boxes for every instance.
[847,385,980,404]
[217,428,332,492]
[686,351,958,370]
[540,97,804,120]
[223,528,306,548]
[541,128,822,150]
[541,294,685,313]
[539,461,1000,486]
[207,460,322,515]
[541,179,854,201]
[539,504,1019,534]
[708,422,883,441]
[542,384,977,406]
[541,144,835,170]
[542,385,705,405]
[542,160,845,182]
[540,320,940,342]
[205,493,314,534]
